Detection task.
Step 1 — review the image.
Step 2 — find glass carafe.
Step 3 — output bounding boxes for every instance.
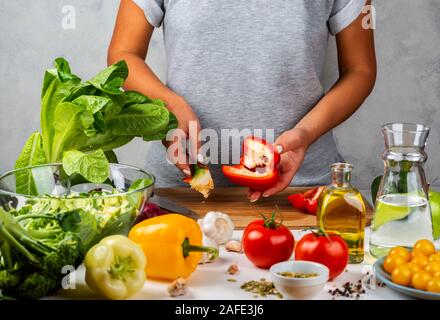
[370,123,433,258]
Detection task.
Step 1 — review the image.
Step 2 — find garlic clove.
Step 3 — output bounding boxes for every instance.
[225,240,242,253]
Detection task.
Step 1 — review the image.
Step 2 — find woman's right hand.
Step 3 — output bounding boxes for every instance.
[164,96,202,177]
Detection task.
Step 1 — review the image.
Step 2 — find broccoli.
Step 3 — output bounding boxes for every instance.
[12,273,58,300]
[0,269,20,289]
[0,208,85,299]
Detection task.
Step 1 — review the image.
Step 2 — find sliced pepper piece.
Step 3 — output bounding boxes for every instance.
[287,193,308,211]
[84,235,147,300]
[183,164,214,198]
[128,214,218,280]
[222,136,280,191]
[242,136,280,171]
[222,164,279,191]
[287,187,325,215]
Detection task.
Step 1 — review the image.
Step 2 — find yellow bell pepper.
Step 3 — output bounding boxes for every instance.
[84,235,147,300]
[128,214,219,280]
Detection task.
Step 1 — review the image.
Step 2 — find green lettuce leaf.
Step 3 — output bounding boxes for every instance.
[143,112,178,141]
[72,95,110,113]
[40,58,82,159]
[51,102,87,162]
[69,132,133,152]
[62,149,109,183]
[120,91,152,107]
[14,133,47,195]
[87,60,128,95]
[57,209,99,255]
[54,57,81,82]
[150,98,166,107]
[107,104,170,136]
[128,178,154,192]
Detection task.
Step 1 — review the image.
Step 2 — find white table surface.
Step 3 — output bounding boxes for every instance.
[49,228,410,300]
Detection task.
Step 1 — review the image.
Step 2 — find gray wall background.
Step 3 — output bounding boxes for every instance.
[1,0,439,189]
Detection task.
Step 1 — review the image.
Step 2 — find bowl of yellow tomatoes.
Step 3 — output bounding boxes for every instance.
[374,239,440,300]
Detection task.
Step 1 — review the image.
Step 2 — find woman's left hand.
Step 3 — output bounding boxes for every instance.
[248,128,309,202]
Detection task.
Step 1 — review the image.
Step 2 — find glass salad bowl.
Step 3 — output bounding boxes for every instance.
[0,163,155,236]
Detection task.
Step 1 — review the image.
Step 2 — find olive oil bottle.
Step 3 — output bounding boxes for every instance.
[317,163,366,263]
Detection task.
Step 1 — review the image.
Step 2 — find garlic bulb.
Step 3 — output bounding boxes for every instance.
[198,211,234,245]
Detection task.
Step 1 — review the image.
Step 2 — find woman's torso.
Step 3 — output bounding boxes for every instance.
[145,0,347,187]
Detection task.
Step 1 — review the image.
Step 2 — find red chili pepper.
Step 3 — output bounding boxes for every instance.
[222,136,280,191]
[287,187,325,215]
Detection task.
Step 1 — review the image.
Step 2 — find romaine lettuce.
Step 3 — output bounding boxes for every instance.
[15,58,177,193]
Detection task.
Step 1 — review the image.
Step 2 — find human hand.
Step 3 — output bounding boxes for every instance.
[164,97,203,176]
[248,128,309,202]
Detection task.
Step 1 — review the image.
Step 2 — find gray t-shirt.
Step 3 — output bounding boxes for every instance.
[134,0,366,187]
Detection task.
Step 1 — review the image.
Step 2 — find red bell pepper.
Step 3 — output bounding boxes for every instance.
[222,164,280,191]
[222,136,280,191]
[242,136,280,171]
[287,187,325,215]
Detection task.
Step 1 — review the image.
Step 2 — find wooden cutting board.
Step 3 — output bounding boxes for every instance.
[155,187,373,229]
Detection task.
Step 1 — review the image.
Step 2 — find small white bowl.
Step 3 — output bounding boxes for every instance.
[269,261,329,300]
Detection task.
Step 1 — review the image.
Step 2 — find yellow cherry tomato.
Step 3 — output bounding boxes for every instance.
[391,265,412,286]
[405,262,421,274]
[410,251,423,260]
[425,261,440,275]
[388,247,410,262]
[411,271,432,291]
[413,239,436,257]
[384,255,407,274]
[411,254,430,269]
[429,252,440,262]
[427,277,440,293]
[433,271,440,278]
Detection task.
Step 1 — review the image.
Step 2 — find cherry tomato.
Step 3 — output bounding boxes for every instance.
[384,255,407,274]
[429,252,440,262]
[411,271,432,290]
[427,278,440,293]
[413,239,436,257]
[425,261,440,275]
[405,262,421,274]
[294,232,349,279]
[391,265,412,286]
[242,215,294,269]
[411,254,430,269]
[433,271,440,278]
[388,247,410,262]
[409,251,420,260]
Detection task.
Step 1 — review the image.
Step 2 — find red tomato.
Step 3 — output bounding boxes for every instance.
[294,232,349,279]
[242,219,295,269]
